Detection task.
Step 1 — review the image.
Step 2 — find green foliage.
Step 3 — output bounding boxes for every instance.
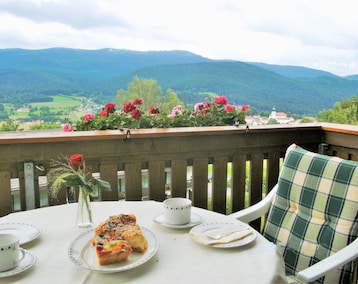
[267,118,279,124]
[29,122,62,130]
[116,76,163,109]
[0,119,22,131]
[318,95,358,125]
[161,88,184,113]
[300,117,315,123]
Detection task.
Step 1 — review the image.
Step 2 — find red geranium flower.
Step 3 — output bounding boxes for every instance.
[131,109,142,120]
[100,110,108,117]
[83,113,95,122]
[149,106,161,115]
[104,102,116,114]
[62,123,73,132]
[225,104,237,113]
[123,102,134,113]
[133,98,143,105]
[240,105,250,112]
[214,95,228,105]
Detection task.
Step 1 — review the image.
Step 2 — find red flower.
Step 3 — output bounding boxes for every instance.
[240,105,250,112]
[149,106,161,115]
[83,113,95,122]
[133,98,143,105]
[214,95,228,105]
[100,102,116,117]
[104,102,116,114]
[62,123,73,132]
[100,110,107,117]
[225,104,237,113]
[69,154,84,171]
[123,102,134,113]
[131,109,142,120]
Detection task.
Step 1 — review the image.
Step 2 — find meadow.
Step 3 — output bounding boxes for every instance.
[4,95,85,130]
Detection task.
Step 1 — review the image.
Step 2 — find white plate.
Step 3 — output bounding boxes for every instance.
[153,212,202,229]
[68,227,159,273]
[0,223,42,245]
[0,250,37,278]
[189,222,256,248]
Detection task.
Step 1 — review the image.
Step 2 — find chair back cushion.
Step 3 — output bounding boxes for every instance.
[263,144,358,283]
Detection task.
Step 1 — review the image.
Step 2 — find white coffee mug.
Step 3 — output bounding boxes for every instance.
[0,234,26,272]
[163,197,192,225]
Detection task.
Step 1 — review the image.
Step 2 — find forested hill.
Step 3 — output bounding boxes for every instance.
[0,48,357,115]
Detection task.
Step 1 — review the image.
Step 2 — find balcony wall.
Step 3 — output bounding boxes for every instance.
[0,123,357,230]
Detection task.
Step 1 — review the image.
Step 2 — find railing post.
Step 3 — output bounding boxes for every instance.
[319,143,329,155]
[0,171,12,217]
[24,161,36,210]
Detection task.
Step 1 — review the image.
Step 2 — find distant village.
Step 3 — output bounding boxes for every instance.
[246,107,301,125]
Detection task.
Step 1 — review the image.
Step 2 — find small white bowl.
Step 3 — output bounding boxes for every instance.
[163,198,192,225]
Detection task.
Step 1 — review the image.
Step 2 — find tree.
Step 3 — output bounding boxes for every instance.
[116,76,163,111]
[115,76,184,113]
[0,119,21,131]
[318,95,358,125]
[267,118,278,124]
[161,88,184,113]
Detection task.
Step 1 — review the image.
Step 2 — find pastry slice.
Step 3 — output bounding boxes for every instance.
[93,214,148,253]
[95,234,132,265]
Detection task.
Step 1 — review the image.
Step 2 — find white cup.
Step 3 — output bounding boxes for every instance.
[163,197,192,225]
[0,234,26,272]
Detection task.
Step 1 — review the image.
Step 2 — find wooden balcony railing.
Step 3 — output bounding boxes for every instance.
[1,123,357,230]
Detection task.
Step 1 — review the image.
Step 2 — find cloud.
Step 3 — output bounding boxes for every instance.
[0,0,129,29]
[0,0,357,76]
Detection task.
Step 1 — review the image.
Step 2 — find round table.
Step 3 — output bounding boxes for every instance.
[0,201,287,284]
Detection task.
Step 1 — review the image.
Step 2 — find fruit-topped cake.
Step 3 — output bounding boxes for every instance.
[93,214,148,253]
[94,234,132,265]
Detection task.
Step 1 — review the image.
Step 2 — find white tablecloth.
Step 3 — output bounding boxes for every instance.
[0,201,287,284]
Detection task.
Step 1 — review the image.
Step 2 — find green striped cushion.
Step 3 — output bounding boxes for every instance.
[263,144,358,284]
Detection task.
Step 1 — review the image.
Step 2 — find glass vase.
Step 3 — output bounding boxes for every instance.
[76,188,93,228]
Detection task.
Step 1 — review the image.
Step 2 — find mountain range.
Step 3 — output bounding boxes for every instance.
[1,48,357,115]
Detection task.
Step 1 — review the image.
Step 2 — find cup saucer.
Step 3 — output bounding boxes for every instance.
[153,212,202,229]
[0,250,36,278]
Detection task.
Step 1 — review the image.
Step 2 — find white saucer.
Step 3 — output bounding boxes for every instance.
[0,250,37,278]
[0,223,42,245]
[190,222,256,248]
[153,213,202,229]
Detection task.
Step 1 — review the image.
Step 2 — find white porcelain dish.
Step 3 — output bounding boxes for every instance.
[0,223,42,245]
[0,250,37,278]
[68,227,159,273]
[190,222,256,248]
[153,212,202,229]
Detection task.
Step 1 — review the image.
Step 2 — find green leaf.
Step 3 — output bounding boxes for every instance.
[90,178,111,191]
[59,173,85,187]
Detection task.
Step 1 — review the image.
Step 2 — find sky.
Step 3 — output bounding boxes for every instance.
[0,0,358,76]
